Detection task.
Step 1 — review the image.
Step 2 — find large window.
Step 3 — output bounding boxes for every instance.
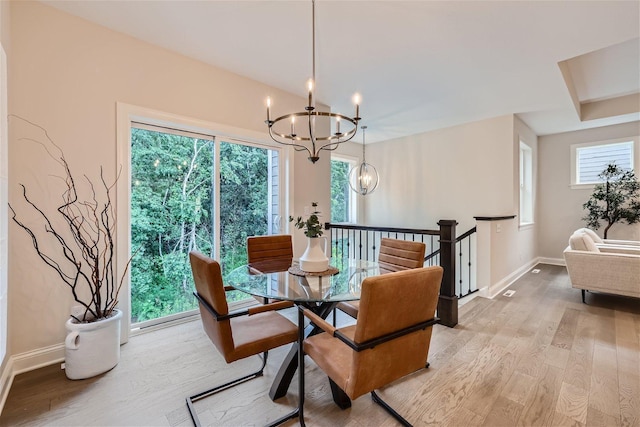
[129,123,281,327]
[572,139,636,186]
[519,141,533,225]
[331,156,357,223]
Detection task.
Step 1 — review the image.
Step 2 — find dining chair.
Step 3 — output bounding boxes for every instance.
[247,234,294,302]
[186,251,299,427]
[334,237,426,322]
[247,234,293,264]
[298,266,443,426]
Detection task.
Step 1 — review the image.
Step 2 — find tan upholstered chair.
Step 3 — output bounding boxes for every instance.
[247,234,293,264]
[247,235,294,302]
[335,238,426,321]
[298,266,443,425]
[186,252,298,426]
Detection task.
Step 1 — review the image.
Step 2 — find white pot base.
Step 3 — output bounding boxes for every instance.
[64,309,122,380]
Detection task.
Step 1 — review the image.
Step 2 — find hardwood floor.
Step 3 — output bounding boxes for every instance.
[1,264,638,426]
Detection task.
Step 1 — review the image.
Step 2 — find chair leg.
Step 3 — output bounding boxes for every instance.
[371,390,413,427]
[186,352,268,427]
[329,378,352,409]
[298,306,306,427]
[265,309,306,427]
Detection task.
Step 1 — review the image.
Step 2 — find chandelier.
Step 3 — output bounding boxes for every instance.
[265,0,362,164]
[349,126,379,195]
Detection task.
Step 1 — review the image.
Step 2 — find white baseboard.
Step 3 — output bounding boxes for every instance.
[0,357,14,416]
[11,343,64,376]
[0,344,64,415]
[538,257,565,266]
[482,258,541,299]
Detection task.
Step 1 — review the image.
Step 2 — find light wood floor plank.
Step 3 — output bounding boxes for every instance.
[589,343,621,420]
[1,263,638,427]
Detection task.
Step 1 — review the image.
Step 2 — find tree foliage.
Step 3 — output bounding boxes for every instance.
[582,163,640,238]
[331,159,350,222]
[130,129,271,322]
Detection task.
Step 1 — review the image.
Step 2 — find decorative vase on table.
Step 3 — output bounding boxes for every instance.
[299,236,329,272]
[64,308,123,380]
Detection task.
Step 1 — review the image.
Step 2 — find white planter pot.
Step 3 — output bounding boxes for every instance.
[64,309,122,380]
[299,236,329,272]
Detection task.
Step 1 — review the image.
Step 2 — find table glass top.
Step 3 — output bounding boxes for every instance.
[224,258,380,303]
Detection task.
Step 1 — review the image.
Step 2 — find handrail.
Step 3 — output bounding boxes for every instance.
[325,222,439,236]
[325,221,478,327]
[457,226,477,241]
[423,226,476,262]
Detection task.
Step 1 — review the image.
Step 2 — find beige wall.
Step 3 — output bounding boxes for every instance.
[351,114,539,296]
[8,1,329,359]
[538,121,640,261]
[360,115,516,232]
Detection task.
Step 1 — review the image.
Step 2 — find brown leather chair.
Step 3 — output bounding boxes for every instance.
[247,234,293,264]
[298,266,443,425]
[186,251,298,427]
[335,238,426,321]
[247,235,294,302]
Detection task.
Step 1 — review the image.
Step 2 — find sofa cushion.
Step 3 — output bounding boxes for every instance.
[569,232,600,252]
[577,228,603,244]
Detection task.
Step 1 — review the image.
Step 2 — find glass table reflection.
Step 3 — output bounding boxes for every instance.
[225,258,379,304]
[224,258,381,403]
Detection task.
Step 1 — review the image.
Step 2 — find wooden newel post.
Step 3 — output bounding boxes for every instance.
[437,219,458,327]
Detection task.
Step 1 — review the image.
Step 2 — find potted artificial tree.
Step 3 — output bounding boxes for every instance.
[8,118,133,380]
[582,163,640,238]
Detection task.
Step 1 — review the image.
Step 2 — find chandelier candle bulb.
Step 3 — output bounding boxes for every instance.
[336,116,341,135]
[307,79,314,108]
[291,116,296,136]
[266,97,271,122]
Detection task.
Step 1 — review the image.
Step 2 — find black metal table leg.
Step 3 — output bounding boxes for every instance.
[268,301,346,406]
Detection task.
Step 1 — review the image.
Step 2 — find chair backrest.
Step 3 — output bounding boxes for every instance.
[378,238,426,274]
[346,266,443,399]
[247,235,293,264]
[189,251,234,359]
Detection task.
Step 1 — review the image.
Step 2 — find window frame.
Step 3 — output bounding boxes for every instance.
[570,136,638,189]
[116,103,291,340]
[330,153,359,224]
[519,141,534,227]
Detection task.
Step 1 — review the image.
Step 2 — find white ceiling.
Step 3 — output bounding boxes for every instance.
[41,0,640,143]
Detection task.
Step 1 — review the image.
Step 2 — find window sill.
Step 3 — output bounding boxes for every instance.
[570,183,596,190]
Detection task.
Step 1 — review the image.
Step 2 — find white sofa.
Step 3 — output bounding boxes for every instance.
[563,230,640,303]
[576,227,640,248]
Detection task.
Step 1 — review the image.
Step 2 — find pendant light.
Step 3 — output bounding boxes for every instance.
[349,126,379,195]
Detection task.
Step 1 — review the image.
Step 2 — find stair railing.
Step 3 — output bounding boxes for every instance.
[325,220,477,327]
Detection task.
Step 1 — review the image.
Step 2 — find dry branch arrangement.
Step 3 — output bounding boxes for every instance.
[8,117,133,322]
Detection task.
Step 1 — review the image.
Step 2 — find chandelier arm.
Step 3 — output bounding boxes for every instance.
[315,127,358,153]
[268,126,312,157]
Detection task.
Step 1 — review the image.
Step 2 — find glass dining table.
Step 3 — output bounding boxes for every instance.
[224,257,381,403]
